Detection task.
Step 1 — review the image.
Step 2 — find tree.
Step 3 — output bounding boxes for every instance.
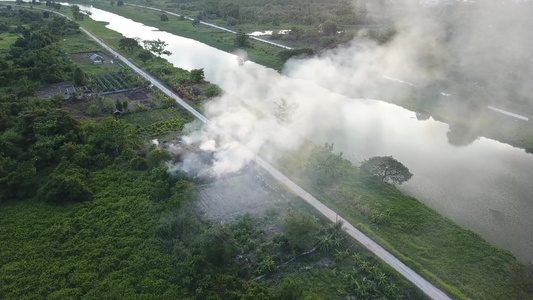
[190,68,204,83]
[117,0,124,6]
[73,67,86,86]
[70,5,80,13]
[111,1,115,6]
[118,38,140,51]
[86,104,100,117]
[147,148,172,169]
[234,30,248,47]
[278,48,315,62]
[143,39,171,56]
[160,14,168,21]
[321,20,338,36]
[282,211,321,251]
[360,156,413,185]
[73,11,84,21]
[54,3,61,11]
[37,162,93,203]
[100,97,115,114]
[115,100,123,112]
[137,49,152,62]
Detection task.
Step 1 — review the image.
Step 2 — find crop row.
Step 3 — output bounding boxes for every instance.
[90,73,139,92]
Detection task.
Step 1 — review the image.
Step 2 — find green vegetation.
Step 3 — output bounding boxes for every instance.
[360,155,413,185]
[89,70,144,92]
[271,141,533,299]
[0,8,430,299]
[122,108,193,140]
[0,8,79,95]
[91,2,286,70]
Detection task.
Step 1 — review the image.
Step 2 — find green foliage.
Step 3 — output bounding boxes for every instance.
[137,49,152,62]
[100,97,115,114]
[147,148,172,169]
[117,0,124,6]
[160,13,169,22]
[360,156,413,185]
[275,278,303,300]
[321,20,338,36]
[274,141,530,299]
[0,9,80,92]
[190,68,205,83]
[279,48,316,62]
[282,211,322,251]
[234,30,249,48]
[37,161,92,203]
[83,117,139,157]
[73,67,86,86]
[118,37,139,51]
[86,104,100,116]
[143,38,171,56]
[205,83,222,98]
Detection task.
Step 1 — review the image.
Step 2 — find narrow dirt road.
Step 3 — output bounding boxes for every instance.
[35,6,452,299]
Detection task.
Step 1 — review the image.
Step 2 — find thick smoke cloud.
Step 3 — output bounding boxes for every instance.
[181,0,533,176]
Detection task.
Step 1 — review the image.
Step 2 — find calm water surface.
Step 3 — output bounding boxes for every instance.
[79,5,533,262]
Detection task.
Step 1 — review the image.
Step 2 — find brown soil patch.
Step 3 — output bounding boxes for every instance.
[36,81,76,99]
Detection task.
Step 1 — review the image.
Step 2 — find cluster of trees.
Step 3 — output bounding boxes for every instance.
[44,1,62,11]
[0,93,142,202]
[0,9,80,96]
[177,0,369,27]
[118,37,171,56]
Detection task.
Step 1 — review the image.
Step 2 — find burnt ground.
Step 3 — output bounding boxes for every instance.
[36,81,77,99]
[196,164,297,224]
[60,88,154,120]
[105,88,153,108]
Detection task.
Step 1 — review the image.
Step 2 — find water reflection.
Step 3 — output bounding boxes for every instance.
[80,4,533,262]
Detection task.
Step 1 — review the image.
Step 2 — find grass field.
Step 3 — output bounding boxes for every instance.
[61,31,103,54]
[0,32,18,52]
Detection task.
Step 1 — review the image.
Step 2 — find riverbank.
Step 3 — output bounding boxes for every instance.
[88,2,286,70]
[84,1,533,157]
[267,141,532,299]
[69,3,533,298]
[0,7,428,299]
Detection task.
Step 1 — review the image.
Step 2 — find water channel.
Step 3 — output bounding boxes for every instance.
[78,5,533,262]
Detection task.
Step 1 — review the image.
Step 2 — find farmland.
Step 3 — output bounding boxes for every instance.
[90,71,143,93]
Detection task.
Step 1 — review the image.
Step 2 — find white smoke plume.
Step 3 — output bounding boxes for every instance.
[180,1,533,176]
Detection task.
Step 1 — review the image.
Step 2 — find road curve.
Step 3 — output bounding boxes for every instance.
[126,3,293,50]
[28,5,451,299]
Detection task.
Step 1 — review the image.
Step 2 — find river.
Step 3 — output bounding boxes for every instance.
[77,5,533,262]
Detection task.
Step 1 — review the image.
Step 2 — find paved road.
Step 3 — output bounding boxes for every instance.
[255,157,452,300]
[79,28,209,123]
[25,6,451,299]
[126,3,293,50]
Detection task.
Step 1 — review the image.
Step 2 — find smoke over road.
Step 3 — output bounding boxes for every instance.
[178,1,533,177]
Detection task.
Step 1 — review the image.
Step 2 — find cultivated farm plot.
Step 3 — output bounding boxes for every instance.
[90,72,137,93]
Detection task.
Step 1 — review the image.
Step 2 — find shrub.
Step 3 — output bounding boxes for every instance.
[86,104,100,116]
